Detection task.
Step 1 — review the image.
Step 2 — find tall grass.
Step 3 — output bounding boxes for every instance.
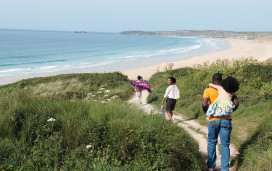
[0,72,133,101]
[147,58,272,169]
[0,72,203,170]
[234,119,272,171]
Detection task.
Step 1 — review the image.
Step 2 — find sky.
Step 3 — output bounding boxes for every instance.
[0,0,271,32]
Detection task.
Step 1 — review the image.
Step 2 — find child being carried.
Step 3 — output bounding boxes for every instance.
[206,76,240,119]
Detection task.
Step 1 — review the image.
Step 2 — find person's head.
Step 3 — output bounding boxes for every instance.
[212,73,223,85]
[137,75,143,81]
[168,77,176,85]
[222,76,240,94]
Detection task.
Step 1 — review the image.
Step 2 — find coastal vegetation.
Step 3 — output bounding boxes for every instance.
[1,59,271,170]
[147,58,272,169]
[0,72,203,170]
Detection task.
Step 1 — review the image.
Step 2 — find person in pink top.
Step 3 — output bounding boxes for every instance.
[135,76,143,104]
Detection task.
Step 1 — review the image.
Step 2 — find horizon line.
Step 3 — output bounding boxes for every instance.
[1,28,272,33]
[0,28,118,34]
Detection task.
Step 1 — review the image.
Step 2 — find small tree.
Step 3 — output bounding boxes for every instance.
[164,63,174,76]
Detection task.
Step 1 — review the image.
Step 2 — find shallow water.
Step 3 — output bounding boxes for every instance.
[0,29,231,76]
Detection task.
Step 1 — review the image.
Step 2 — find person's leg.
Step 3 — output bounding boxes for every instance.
[207,120,220,169]
[219,119,232,171]
[136,92,141,104]
[166,99,173,120]
[167,111,173,120]
[139,92,142,104]
[137,94,141,104]
[138,97,142,104]
[170,99,176,120]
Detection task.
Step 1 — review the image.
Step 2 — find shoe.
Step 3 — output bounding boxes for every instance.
[208,168,214,171]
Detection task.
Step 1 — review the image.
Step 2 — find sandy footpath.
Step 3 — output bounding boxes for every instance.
[123,39,272,80]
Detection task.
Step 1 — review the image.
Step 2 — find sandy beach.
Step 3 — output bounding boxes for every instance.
[0,38,272,86]
[123,38,272,80]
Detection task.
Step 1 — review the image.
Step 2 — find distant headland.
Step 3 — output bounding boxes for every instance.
[121,30,272,42]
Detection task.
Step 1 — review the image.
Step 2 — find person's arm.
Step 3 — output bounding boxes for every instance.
[202,89,210,113]
[162,97,166,105]
[209,83,222,90]
[202,98,209,113]
[232,95,239,111]
[177,87,180,98]
[162,87,171,104]
[202,89,211,121]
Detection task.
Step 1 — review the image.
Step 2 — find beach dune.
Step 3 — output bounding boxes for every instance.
[123,39,272,80]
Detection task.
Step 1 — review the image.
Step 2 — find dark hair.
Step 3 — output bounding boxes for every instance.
[222,76,240,94]
[137,75,142,81]
[212,73,223,83]
[168,77,176,84]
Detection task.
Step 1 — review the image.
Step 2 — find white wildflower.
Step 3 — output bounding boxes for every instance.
[104,95,108,97]
[105,90,110,93]
[99,88,105,90]
[100,101,106,104]
[92,95,96,97]
[87,93,93,96]
[111,95,118,99]
[97,91,102,94]
[107,99,111,101]
[86,145,93,149]
[47,118,56,122]
[94,100,98,102]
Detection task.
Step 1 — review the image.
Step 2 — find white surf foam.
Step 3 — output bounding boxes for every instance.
[0,68,32,73]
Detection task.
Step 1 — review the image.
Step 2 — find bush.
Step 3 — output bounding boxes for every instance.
[148,58,272,126]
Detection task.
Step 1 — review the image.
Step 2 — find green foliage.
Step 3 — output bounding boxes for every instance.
[0,72,203,170]
[234,119,272,171]
[148,58,272,124]
[147,58,272,169]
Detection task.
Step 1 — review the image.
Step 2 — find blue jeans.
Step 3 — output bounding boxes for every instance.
[207,119,232,171]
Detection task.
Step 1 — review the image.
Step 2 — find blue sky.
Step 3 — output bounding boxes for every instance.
[0,0,271,32]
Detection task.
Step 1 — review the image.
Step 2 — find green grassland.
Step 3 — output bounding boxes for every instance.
[0,72,203,170]
[147,58,272,170]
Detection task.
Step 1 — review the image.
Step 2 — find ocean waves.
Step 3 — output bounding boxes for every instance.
[0,30,231,77]
[0,59,68,67]
[122,44,202,61]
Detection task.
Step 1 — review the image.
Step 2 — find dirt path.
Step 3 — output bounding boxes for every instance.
[128,91,238,171]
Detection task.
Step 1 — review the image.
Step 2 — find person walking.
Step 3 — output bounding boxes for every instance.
[202,73,239,171]
[162,77,180,121]
[135,76,143,104]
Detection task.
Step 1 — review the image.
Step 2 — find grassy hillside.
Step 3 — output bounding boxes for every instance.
[147,58,272,169]
[235,120,272,171]
[0,72,203,170]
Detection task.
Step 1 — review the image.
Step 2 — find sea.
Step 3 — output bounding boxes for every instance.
[0,29,231,77]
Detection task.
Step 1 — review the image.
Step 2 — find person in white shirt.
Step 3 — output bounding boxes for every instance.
[161,77,180,121]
